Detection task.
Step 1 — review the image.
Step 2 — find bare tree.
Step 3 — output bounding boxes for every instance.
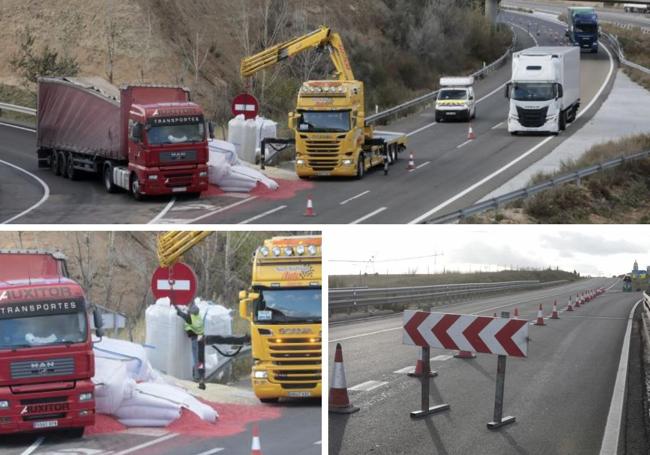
[104,0,122,83]
[178,31,211,85]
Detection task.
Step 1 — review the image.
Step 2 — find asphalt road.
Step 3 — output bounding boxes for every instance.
[328,278,642,454]
[0,9,618,225]
[0,384,321,455]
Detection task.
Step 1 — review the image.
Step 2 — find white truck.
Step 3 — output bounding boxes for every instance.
[435,77,476,122]
[623,3,648,13]
[506,47,580,135]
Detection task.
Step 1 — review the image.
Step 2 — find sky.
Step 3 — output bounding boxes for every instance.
[327,225,650,277]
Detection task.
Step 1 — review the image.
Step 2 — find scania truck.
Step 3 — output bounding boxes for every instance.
[506,47,580,135]
[0,250,102,437]
[566,7,599,53]
[239,236,322,402]
[37,77,209,199]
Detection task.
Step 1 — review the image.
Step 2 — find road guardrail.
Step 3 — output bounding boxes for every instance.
[601,31,650,75]
[0,102,36,117]
[329,279,569,314]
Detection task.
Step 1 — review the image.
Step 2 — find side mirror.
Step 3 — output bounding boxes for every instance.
[93,309,105,338]
[557,84,564,99]
[288,112,297,131]
[208,121,215,139]
[504,83,511,99]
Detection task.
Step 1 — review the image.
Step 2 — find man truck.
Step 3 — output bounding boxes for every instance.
[0,250,102,437]
[566,7,600,53]
[36,77,209,199]
[506,47,580,135]
[239,236,322,402]
[241,26,406,179]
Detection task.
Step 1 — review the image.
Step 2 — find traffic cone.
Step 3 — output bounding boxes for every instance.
[408,351,436,378]
[251,423,262,455]
[329,343,359,414]
[304,195,316,217]
[566,297,574,312]
[407,152,415,170]
[467,122,476,140]
[575,293,581,308]
[534,304,545,326]
[551,300,560,319]
[513,307,520,319]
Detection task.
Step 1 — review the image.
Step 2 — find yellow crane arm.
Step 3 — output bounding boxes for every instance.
[240,25,355,81]
[157,231,213,268]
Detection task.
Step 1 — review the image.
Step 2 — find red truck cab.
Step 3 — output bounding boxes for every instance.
[0,250,98,437]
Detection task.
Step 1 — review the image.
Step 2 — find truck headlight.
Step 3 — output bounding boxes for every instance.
[79,393,93,402]
[342,159,353,165]
[0,401,8,409]
[296,159,305,165]
[254,371,268,379]
[148,174,158,180]
[199,171,208,178]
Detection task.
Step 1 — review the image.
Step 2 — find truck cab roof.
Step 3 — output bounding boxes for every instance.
[0,250,68,283]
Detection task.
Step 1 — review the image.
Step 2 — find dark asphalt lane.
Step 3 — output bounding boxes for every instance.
[328,278,642,454]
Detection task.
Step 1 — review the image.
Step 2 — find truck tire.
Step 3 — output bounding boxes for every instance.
[58,151,68,178]
[559,110,567,131]
[103,163,118,193]
[130,174,144,201]
[66,152,79,180]
[51,151,60,176]
[435,111,442,122]
[356,153,365,179]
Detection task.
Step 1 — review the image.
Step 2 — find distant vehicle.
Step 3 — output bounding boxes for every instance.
[623,3,649,13]
[37,77,210,199]
[623,275,633,292]
[566,7,599,53]
[435,77,476,122]
[506,47,581,135]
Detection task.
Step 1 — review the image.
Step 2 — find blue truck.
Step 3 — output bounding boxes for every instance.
[566,7,599,53]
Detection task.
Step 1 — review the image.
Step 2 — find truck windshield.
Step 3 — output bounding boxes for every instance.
[575,23,597,33]
[298,111,350,133]
[146,120,205,145]
[438,89,468,100]
[254,288,322,323]
[0,312,87,349]
[511,83,555,101]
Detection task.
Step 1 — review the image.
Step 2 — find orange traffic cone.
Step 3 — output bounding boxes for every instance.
[513,307,520,319]
[251,423,262,455]
[534,304,545,326]
[304,195,316,217]
[455,350,476,359]
[575,293,581,308]
[551,300,560,319]
[408,350,437,378]
[467,122,476,140]
[407,152,416,170]
[566,296,574,312]
[329,343,359,414]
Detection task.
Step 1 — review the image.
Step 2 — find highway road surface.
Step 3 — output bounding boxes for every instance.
[0,8,623,225]
[328,278,646,454]
[0,381,321,455]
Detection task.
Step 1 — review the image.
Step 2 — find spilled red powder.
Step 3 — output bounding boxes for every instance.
[202,179,313,201]
[85,414,127,435]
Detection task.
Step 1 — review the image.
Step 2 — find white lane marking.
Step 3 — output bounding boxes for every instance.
[408,38,614,224]
[177,196,257,224]
[314,441,322,445]
[330,326,401,343]
[240,205,287,224]
[340,190,370,205]
[149,197,176,224]
[599,299,642,455]
[394,366,415,374]
[394,354,453,373]
[351,207,387,224]
[415,161,431,170]
[20,436,44,455]
[1,159,51,224]
[407,121,437,137]
[114,433,178,455]
[492,122,504,130]
[457,139,473,149]
[194,449,225,455]
[0,121,36,132]
[431,354,453,361]
[509,21,540,46]
[349,380,388,392]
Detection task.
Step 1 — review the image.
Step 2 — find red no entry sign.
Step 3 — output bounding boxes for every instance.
[151,262,198,306]
[231,93,259,120]
[403,310,528,357]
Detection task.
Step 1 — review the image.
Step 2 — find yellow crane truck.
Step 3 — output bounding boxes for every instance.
[241,26,407,179]
[239,236,322,402]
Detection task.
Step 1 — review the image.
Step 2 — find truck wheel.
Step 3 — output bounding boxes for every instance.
[559,111,567,131]
[435,111,442,123]
[58,151,68,178]
[66,152,79,180]
[260,398,279,404]
[130,175,143,201]
[51,151,60,176]
[103,164,117,193]
[356,153,365,180]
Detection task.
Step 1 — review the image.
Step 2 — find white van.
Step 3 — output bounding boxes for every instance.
[435,77,476,122]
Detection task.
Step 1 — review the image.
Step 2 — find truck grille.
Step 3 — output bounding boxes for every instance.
[516,106,548,128]
[11,358,75,379]
[305,139,340,172]
[160,170,194,188]
[160,150,198,163]
[268,337,321,388]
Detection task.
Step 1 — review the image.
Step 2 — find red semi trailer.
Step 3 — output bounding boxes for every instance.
[36,77,209,199]
[0,250,103,437]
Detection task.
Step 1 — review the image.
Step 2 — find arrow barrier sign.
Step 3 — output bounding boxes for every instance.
[403,310,528,358]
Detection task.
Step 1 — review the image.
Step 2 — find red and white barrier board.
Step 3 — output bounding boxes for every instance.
[403,310,528,358]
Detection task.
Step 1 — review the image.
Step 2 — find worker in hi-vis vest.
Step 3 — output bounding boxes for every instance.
[175,302,204,380]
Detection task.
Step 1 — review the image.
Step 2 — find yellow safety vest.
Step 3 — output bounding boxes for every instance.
[184,313,204,336]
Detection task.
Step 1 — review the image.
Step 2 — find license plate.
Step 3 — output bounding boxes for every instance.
[288,391,311,397]
[446,112,456,116]
[172,187,187,193]
[315,171,331,176]
[33,420,58,429]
